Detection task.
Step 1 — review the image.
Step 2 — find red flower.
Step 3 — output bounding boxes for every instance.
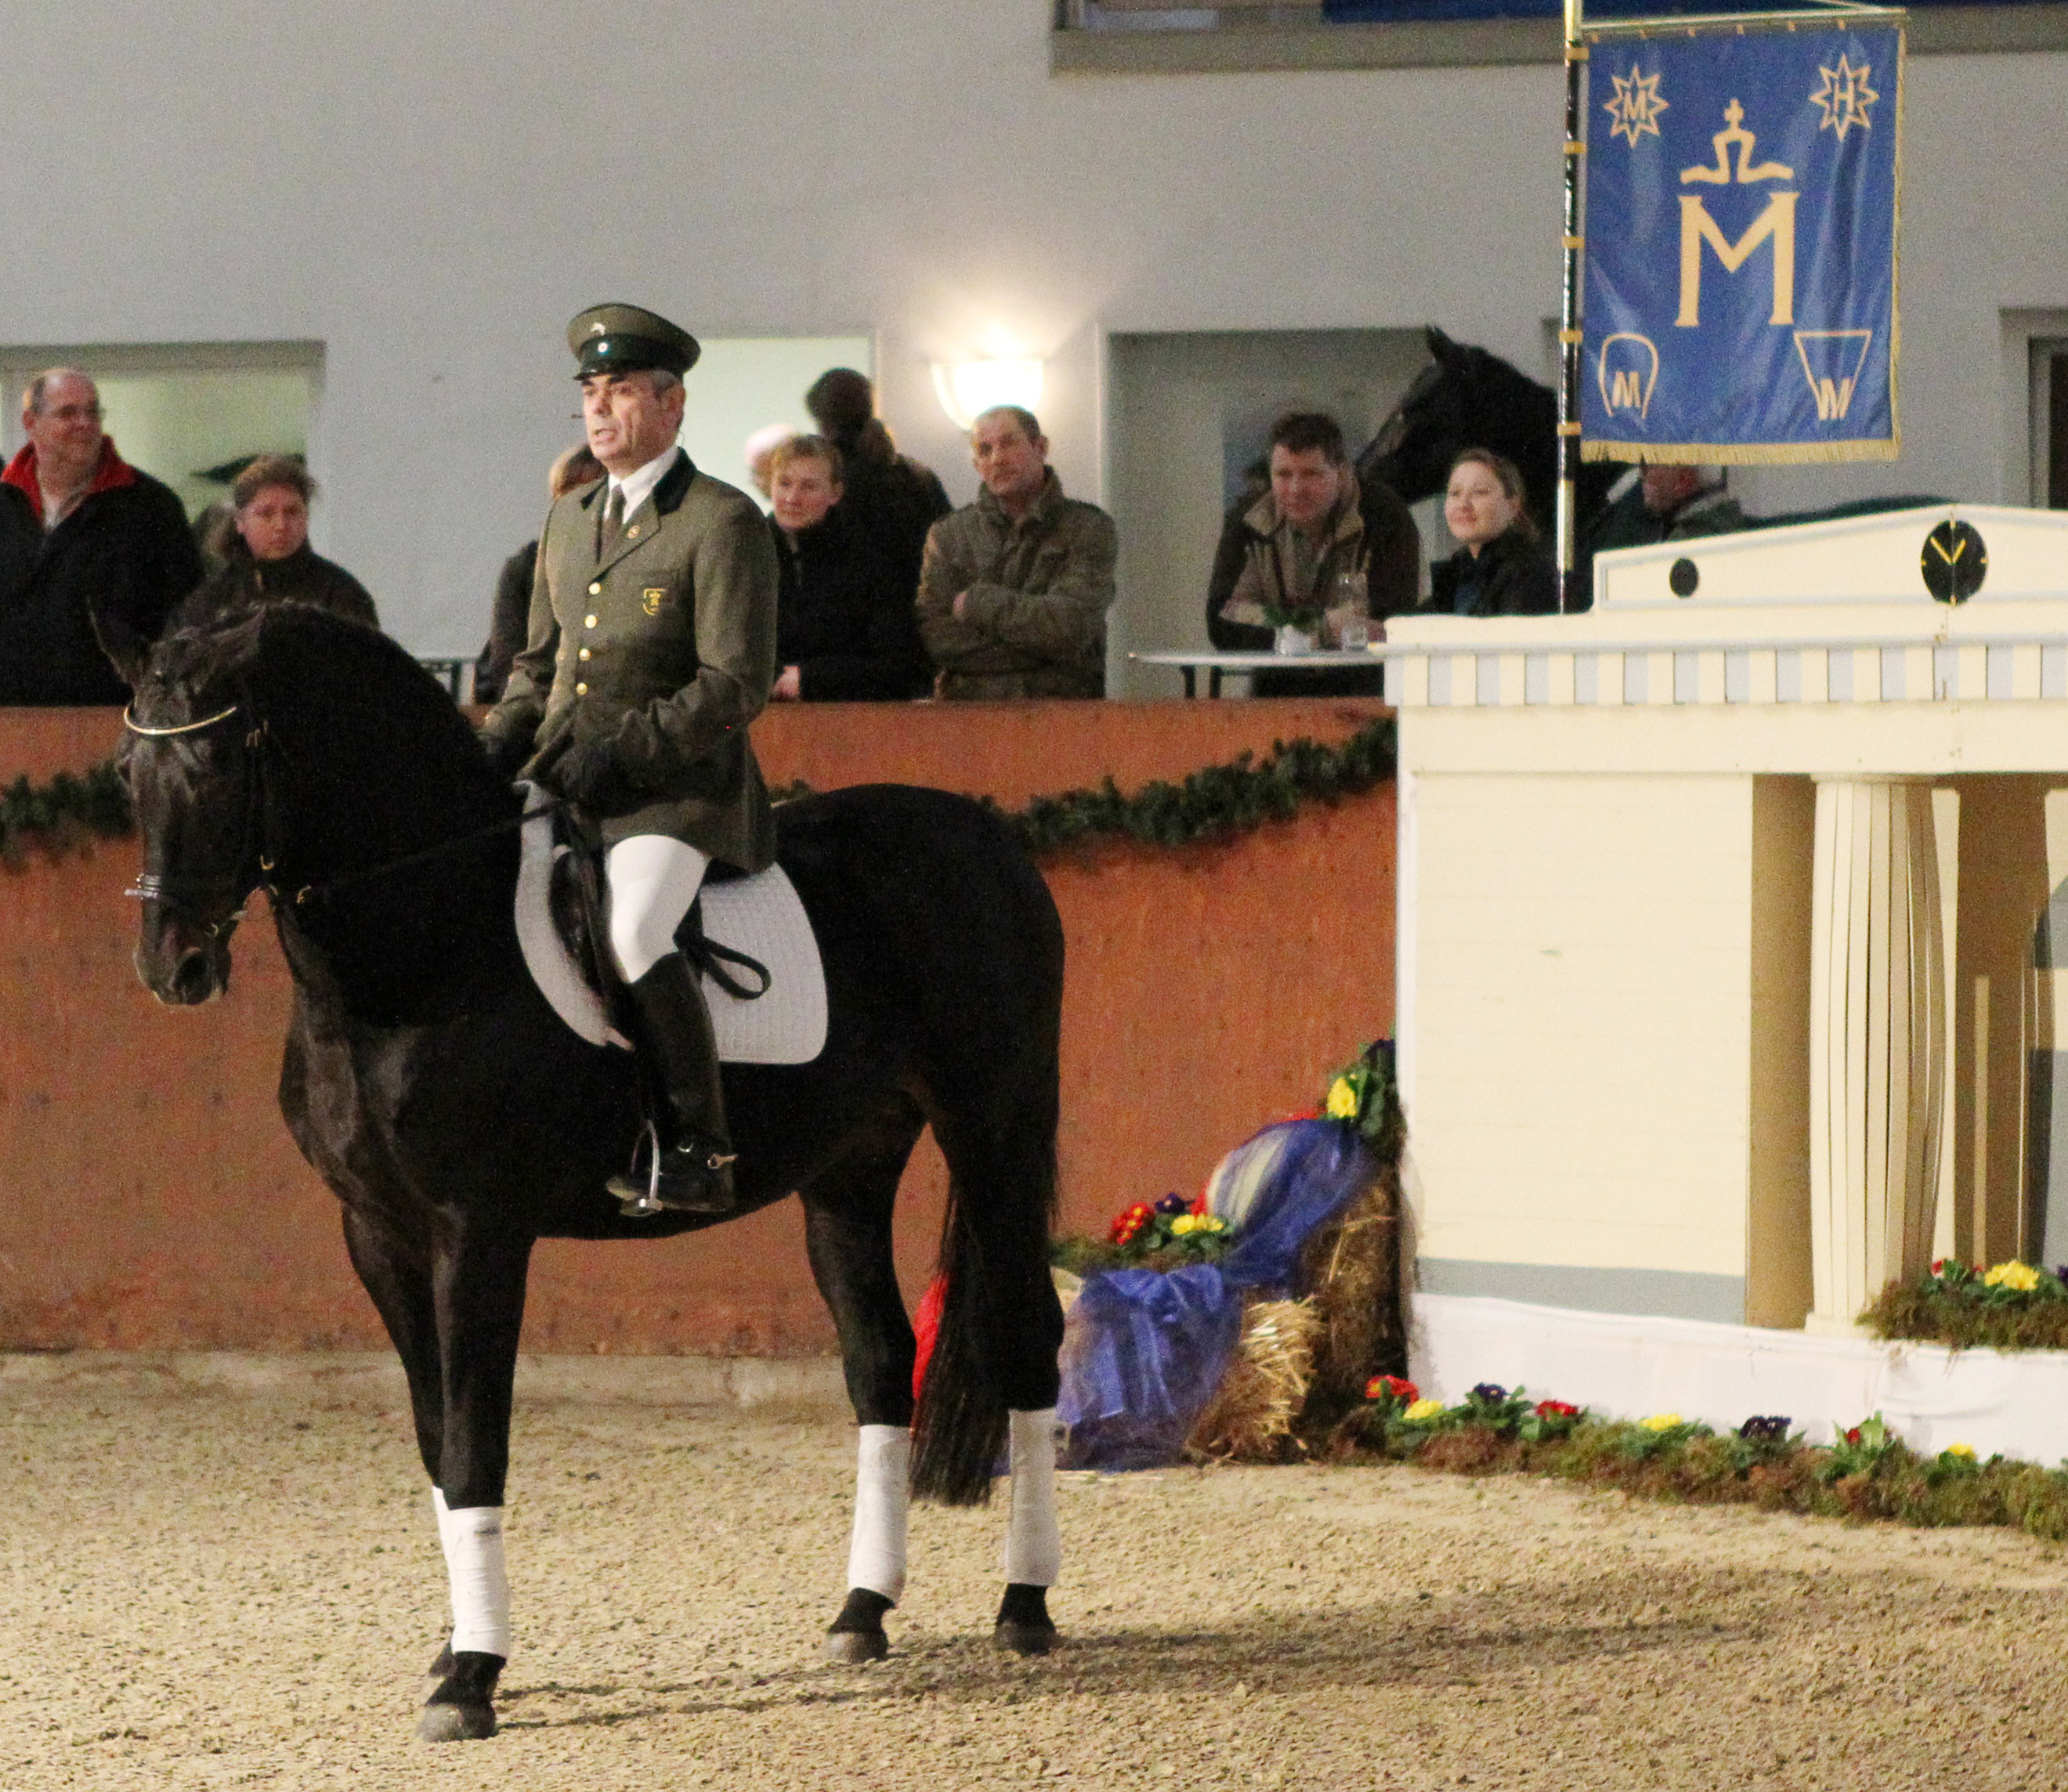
[1845,1427,1862,1446]
[1365,1374,1418,1404]
[1109,1201,1154,1245]
[1189,1188,1210,1216]
[1931,1259,1944,1274]
[1533,1399,1579,1419]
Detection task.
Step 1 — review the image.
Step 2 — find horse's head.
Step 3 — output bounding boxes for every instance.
[1361,327,1565,526]
[1359,327,1480,507]
[117,614,269,1005]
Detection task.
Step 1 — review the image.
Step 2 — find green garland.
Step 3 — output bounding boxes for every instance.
[1000,716,1394,854]
[0,762,133,868]
[3,715,1396,869]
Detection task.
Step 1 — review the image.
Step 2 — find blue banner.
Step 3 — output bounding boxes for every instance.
[1582,23,1902,462]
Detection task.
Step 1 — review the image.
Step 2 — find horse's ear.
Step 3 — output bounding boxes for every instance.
[1425,325,1458,361]
[90,603,154,692]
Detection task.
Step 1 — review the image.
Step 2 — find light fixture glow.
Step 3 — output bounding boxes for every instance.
[931,359,1045,432]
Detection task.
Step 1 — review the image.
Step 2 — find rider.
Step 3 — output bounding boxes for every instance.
[479,304,778,1215]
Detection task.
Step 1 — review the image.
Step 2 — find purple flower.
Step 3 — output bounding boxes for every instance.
[1737,1415,1791,1441]
[1152,1192,1189,1216]
[1469,1382,1509,1404]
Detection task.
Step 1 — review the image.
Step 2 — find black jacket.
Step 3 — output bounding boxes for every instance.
[171,541,380,634]
[0,446,204,704]
[832,439,952,598]
[771,505,928,701]
[1424,527,1560,619]
[474,540,536,704]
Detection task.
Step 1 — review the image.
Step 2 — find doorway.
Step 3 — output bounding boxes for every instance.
[1105,328,1430,698]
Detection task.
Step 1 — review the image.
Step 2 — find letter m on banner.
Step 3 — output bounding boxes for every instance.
[1582,22,1902,463]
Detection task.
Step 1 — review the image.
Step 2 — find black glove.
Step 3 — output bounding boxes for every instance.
[544,738,638,814]
[478,728,533,781]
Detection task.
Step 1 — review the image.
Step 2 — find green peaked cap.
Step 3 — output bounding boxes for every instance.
[566,304,701,379]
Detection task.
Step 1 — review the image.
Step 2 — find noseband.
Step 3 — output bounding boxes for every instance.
[121,698,269,935]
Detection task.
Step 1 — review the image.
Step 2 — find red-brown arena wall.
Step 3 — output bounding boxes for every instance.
[0,700,1394,1355]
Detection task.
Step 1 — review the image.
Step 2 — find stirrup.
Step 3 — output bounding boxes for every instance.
[611,1118,738,1219]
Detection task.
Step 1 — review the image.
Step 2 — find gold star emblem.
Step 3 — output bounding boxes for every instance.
[1809,54,1878,143]
[1603,65,1669,149]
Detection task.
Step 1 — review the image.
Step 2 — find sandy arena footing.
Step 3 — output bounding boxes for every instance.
[2,1354,2066,1790]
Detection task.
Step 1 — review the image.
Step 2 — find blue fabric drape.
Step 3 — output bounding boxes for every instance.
[1058,1120,1372,1471]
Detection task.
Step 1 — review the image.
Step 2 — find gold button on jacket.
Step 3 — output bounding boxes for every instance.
[479,450,778,870]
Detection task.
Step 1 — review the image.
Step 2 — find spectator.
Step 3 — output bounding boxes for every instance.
[0,367,204,703]
[170,456,378,633]
[1421,448,1559,618]
[474,443,602,704]
[1207,410,1419,696]
[1578,463,1745,608]
[743,423,797,502]
[767,435,927,702]
[804,367,950,592]
[916,405,1116,700]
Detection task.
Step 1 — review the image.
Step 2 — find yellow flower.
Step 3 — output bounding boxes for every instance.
[1201,1216,1227,1233]
[1983,1260,2041,1292]
[1170,1214,1198,1236]
[1641,1412,1683,1432]
[1405,1399,1445,1422]
[1946,1442,1977,1460]
[1325,1077,1359,1120]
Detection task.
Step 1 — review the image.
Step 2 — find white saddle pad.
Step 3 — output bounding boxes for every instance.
[513,804,828,1064]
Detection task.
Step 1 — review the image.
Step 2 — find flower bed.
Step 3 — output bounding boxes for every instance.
[1864,1259,2068,1352]
[1331,1380,2068,1543]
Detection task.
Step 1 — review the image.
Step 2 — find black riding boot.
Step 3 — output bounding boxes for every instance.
[610,952,737,1216]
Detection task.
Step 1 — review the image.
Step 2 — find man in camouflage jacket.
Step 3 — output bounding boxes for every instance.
[915,406,1115,699]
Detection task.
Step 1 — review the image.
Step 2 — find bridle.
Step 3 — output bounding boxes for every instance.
[121,696,268,938]
[121,693,530,932]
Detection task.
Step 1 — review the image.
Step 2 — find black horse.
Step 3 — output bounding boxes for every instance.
[111,605,1068,1741]
[1358,325,1625,536]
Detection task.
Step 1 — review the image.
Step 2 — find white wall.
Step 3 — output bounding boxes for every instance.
[2,4,2062,652]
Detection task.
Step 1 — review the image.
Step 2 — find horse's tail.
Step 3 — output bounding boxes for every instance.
[907,812,1065,1508]
[909,1113,1060,1507]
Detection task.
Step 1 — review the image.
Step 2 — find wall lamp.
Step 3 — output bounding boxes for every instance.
[931,359,1045,432]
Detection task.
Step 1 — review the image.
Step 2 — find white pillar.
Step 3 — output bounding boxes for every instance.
[1808,779,1947,1332]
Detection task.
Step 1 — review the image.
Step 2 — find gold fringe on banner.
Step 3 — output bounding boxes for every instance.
[1582,435,1902,464]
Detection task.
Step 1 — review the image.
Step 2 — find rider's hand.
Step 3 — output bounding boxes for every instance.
[546,739,633,812]
[478,728,533,780]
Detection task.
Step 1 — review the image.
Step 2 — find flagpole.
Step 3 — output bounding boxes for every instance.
[1556,0,1587,613]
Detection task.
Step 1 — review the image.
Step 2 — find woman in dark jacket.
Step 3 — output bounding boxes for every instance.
[172,455,378,632]
[766,435,927,702]
[1423,447,1559,618]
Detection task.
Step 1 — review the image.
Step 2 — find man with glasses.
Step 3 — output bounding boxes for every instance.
[0,368,204,703]
[479,305,777,1216]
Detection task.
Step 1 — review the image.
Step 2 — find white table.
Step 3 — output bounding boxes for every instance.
[1130,649,1386,699]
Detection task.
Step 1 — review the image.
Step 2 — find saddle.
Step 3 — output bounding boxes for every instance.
[513,793,828,1066]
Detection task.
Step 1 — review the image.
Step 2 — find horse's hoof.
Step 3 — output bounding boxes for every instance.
[417,1699,497,1743]
[418,1649,504,1742]
[824,1626,889,1664]
[421,1639,456,1698]
[992,1619,1058,1657]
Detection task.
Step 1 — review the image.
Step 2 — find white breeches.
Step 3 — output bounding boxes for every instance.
[605,834,710,982]
[432,1487,512,1659]
[847,1425,912,1602]
[1002,1408,1061,1587]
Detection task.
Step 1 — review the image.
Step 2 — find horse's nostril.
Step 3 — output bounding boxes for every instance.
[171,947,217,1004]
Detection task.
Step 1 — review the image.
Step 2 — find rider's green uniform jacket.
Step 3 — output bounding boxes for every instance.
[481,450,778,872]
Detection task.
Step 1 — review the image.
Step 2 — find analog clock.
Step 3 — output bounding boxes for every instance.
[1921,520,1987,604]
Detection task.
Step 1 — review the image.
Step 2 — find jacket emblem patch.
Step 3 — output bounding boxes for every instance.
[642,587,665,615]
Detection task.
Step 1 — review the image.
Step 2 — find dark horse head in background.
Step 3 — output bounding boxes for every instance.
[1358,326,1626,536]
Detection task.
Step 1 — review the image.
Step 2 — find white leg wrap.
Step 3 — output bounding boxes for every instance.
[1001,1408,1061,1588]
[846,1425,912,1602]
[432,1487,512,1660]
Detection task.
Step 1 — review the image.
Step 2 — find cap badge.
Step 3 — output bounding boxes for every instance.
[589,322,607,335]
